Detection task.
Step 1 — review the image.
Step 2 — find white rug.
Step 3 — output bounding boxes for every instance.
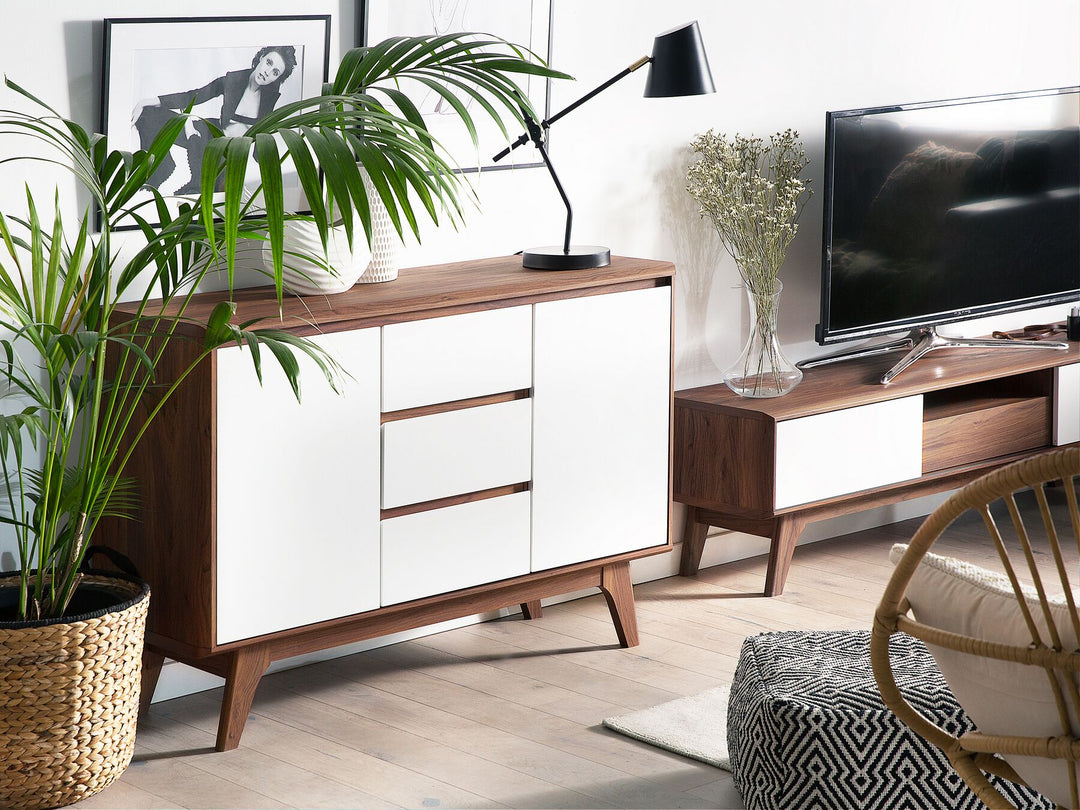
[602,685,731,770]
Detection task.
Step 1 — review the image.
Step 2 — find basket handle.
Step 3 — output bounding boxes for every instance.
[79,545,142,579]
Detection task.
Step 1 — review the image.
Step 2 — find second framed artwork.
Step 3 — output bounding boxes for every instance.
[102,15,330,221]
[358,0,553,173]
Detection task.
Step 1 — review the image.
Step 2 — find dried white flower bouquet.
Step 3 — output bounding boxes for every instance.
[686,129,812,396]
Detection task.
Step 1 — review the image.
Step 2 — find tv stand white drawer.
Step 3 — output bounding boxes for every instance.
[1054,364,1080,445]
[774,396,923,508]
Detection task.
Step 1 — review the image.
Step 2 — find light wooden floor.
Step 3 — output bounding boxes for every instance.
[71,495,1055,810]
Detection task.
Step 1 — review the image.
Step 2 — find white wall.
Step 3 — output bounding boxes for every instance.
[3,0,1076,387]
[1,1,1077,693]
[402,1,1080,389]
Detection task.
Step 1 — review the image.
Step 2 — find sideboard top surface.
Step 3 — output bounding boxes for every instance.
[119,254,674,330]
[677,341,1080,421]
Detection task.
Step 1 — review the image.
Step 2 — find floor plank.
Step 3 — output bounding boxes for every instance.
[71,489,1069,809]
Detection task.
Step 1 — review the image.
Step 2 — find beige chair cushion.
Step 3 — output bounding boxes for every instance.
[891,543,1078,807]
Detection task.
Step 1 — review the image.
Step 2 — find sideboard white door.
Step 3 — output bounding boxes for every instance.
[531,286,671,571]
[214,329,381,644]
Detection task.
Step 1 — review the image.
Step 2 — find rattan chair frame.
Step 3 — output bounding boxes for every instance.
[871,446,1080,810]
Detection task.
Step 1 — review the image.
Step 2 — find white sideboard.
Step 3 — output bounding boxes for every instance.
[103,255,675,750]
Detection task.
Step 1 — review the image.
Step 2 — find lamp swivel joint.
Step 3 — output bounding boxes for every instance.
[523,110,546,149]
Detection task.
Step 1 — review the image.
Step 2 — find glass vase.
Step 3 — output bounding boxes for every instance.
[724,279,803,398]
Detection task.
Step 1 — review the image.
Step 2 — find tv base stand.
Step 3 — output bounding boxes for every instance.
[798,326,1068,384]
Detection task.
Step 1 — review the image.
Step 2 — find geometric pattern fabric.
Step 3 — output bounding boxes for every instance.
[728,630,1055,810]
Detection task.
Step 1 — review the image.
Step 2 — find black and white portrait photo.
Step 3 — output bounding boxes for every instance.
[103,16,330,218]
[131,44,301,195]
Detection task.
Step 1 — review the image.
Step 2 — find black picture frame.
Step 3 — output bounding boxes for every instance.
[356,0,553,174]
[101,15,331,226]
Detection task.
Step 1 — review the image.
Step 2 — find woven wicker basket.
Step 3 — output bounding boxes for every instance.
[0,573,150,809]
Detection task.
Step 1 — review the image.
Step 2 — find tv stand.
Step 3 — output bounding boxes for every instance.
[799,326,1069,384]
[675,340,1079,596]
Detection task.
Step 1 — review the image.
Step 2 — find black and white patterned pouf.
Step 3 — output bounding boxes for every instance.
[728,630,1054,810]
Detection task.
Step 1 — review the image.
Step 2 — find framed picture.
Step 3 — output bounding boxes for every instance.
[101,15,330,224]
[358,0,552,174]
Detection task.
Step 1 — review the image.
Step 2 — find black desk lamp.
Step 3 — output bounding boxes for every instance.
[494,21,715,270]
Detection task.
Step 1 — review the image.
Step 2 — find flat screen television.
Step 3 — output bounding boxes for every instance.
[810,86,1079,381]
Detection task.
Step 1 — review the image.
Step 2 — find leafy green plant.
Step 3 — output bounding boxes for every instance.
[0,34,567,621]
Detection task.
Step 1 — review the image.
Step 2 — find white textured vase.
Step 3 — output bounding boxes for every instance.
[262,217,372,296]
[358,171,400,284]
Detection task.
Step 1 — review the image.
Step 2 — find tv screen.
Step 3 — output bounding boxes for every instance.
[817,86,1080,344]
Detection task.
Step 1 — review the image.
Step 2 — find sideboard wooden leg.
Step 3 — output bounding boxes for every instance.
[679,508,710,576]
[139,647,166,717]
[520,599,543,619]
[763,514,807,597]
[599,561,639,648]
[216,643,271,752]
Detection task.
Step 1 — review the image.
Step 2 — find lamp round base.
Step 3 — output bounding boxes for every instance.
[522,245,611,270]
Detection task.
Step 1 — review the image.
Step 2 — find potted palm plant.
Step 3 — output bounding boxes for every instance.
[0,34,565,809]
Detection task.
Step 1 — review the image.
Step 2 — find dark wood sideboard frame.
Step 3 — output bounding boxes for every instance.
[101,255,676,751]
[674,342,1079,596]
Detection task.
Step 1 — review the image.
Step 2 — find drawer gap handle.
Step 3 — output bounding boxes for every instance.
[382,389,531,423]
[381,482,531,520]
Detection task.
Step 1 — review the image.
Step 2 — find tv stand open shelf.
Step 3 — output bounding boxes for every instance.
[675,340,1079,595]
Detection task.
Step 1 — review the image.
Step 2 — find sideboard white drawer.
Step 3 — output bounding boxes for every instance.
[382,306,533,411]
[381,492,531,606]
[774,395,923,509]
[382,398,532,508]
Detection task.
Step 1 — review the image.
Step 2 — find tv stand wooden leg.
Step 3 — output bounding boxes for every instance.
[679,507,709,576]
[764,514,807,597]
[139,647,166,717]
[520,600,543,619]
[599,560,639,648]
[216,643,271,752]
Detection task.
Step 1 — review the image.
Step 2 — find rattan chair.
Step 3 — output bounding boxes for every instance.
[872,446,1080,810]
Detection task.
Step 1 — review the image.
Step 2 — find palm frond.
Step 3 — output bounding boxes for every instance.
[0,33,569,619]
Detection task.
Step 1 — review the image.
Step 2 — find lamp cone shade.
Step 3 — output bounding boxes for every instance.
[643,21,716,98]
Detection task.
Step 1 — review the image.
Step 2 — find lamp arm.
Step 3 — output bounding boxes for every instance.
[522,111,575,254]
[493,54,651,163]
